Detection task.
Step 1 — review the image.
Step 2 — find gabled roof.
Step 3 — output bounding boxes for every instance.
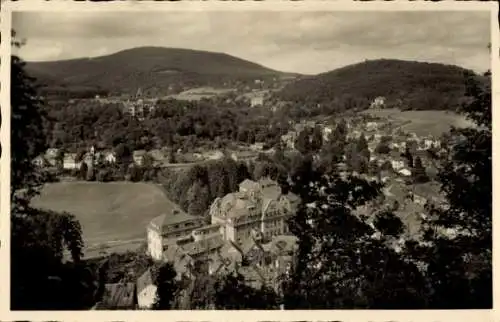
[149,208,200,230]
[163,243,183,262]
[269,235,298,256]
[239,179,260,192]
[100,283,135,309]
[136,268,154,294]
[182,235,225,257]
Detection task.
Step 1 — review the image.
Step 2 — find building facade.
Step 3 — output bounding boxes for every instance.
[209,177,299,244]
[147,209,205,261]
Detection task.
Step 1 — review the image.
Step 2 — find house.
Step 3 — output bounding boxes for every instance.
[33,155,49,168]
[230,150,259,162]
[370,96,386,109]
[250,143,265,151]
[366,122,379,132]
[136,269,157,309]
[234,234,297,291]
[95,283,136,310]
[104,151,117,164]
[63,153,81,170]
[281,132,297,150]
[412,194,427,206]
[133,150,147,165]
[206,150,225,161]
[45,148,60,159]
[398,168,412,177]
[322,126,333,142]
[147,208,205,261]
[250,96,264,107]
[391,159,406,171]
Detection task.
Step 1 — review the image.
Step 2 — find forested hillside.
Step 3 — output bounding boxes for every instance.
[26,46,294,98]
[277,59,487,111]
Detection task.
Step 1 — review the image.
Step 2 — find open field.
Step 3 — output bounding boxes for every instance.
[167,87,235,101]
[31,181,179,252]
[362,108,475,137]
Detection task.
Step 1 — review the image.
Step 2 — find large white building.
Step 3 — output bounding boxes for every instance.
[146,177,300,261]
[209,177,300,244]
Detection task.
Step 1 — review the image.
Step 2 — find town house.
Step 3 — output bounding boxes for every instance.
[147,209,205,261]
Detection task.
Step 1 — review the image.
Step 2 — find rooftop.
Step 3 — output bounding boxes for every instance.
[182,234,225,257]
[136,268,153,294]
[149,208,200,230]
[99,283,135,309]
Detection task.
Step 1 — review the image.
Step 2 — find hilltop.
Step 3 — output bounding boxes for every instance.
[25,46,296,98]
[277,59,487,111]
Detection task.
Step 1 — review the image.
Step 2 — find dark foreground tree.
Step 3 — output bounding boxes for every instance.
[153,262,179,309]
[11,31,90,310]
[213,273,280,309]
[282,166,429,309]
[417,70,492,308]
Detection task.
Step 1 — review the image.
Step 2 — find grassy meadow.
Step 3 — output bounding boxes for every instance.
[362,108,474,137]
[31,181,178,254]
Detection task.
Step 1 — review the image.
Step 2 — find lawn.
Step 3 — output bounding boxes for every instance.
[31,181,179,250]
[362,108,474,137]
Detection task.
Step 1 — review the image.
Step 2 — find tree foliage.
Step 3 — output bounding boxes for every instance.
[153,262,180,310]
[417,70,492,308]
[11,31,90,310]
[283,167,428,308]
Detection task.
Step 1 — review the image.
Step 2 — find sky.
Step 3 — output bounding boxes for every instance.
[12,11,491,75]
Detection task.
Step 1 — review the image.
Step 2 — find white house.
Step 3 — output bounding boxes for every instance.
[136,269,157,309]
[322,126,333,142]
[207,150,224,160]
[391,160,405,171]
[133,150,147,165]
[105,151,116,164]
[250,96,264,107]
[398,168,412,177]
[413,194,427,206]
[370,96,386,109]
[63,153,81,170]
[366,122,379,132]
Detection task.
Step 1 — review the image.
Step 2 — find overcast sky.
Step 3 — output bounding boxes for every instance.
[13,11,491,75]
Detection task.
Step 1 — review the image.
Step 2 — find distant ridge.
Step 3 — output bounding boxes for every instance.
[277,59,487,111]
[25,46,298,97]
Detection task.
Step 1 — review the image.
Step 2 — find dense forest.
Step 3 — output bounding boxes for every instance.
[44,97,291,153]
[277,59,487,112]
[26,46,296,97]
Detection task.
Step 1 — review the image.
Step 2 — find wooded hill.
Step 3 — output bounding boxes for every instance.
[25,46,295,98]
[277,59,488,111]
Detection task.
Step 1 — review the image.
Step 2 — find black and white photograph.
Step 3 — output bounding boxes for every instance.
[3,1,494,316]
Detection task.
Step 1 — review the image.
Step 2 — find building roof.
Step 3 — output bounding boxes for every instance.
[136,268,154,294]
[269,235,298,256]
[149,208,200,231]
[239,179,260,192]
[133,150,147,158]
[99,283,135,309]
[182,234,225,257]
[163,243,183,262]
